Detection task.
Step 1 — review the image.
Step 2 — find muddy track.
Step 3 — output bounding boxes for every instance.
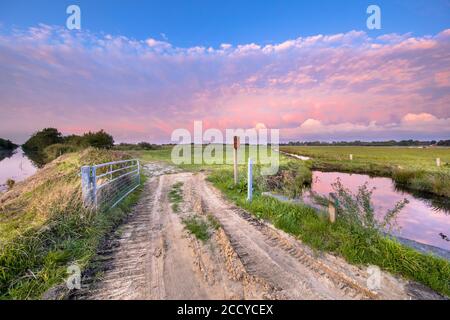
[73,164,443,300]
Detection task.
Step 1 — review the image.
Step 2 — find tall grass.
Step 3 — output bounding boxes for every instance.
[0,148,145,299]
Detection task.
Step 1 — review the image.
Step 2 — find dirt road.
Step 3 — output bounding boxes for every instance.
[74,163,443,300]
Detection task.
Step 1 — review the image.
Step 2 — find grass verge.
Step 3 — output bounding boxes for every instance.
[0,148,145,299]
[207,168,450,297]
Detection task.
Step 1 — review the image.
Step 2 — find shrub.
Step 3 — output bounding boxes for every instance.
[23,128,63,152]
[44,144,81,162]
[0,138,17,151]
[6,179,15,190]
[330,178,408,236]
[261,161,312,198]
[82,130,114,149]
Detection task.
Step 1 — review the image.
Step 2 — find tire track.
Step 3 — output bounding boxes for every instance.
[73,165,444,300]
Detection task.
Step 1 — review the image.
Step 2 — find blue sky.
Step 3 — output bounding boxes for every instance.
[0,1,449,143]
[1,0,450,47]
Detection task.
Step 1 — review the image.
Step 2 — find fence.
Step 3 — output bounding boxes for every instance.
[81,159,141,210]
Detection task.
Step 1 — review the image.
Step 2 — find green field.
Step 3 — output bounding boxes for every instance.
[131,144,283,171]
[280,146,450,197]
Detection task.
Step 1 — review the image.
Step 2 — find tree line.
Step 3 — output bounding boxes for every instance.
[0,138,18,151]
[281,140,450,147]
[20,128,162,166]
[21,128,115,166]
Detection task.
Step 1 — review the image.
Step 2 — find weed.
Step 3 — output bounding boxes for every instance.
[6,179,15,190]
[182,216,211,242]
[207,214,221,230]
[168,182,183,213]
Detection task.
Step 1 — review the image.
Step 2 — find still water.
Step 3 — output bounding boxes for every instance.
[0,148,37,192]
[302,171,450,251]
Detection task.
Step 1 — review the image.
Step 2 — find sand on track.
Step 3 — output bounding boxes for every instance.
[74,163,444,300]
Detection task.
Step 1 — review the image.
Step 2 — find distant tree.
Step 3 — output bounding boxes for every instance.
[63,134,85,146]
[82,129,114,149]
[113,142,161,151]
[137,142,159,150]
[22,128,63,151]
[437,140,450,146]
[0,138,18,151]
[280,139,441,147]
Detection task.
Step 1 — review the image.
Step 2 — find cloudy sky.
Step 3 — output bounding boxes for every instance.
[0,1,449,143]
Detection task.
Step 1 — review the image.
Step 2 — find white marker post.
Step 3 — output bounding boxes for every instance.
[247,158,253,202]
[349,154,353,161]
[436,158,441,167]
[233,136,240,185]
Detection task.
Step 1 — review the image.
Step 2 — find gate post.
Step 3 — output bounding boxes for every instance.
[137,160,141,185]
[92,166,97,208]
[81,166,94,207]
[247,158,253,202]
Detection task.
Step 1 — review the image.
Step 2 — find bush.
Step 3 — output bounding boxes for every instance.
[114,142,161,151]
[63,135,85,147]
[329,178,408,236]
[6,179,15,190]
[82,130,114,149]
[43,144,81,162]
[261,161,312,198]
[22,129,116,166]
[23,128,63,152]
[0,138,17,151]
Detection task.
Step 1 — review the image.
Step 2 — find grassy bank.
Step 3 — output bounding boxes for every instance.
[208,168,450,297]
[280,146,450,197]
[0,148,144,299]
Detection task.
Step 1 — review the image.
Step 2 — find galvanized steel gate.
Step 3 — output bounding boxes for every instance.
[81,159,140,209]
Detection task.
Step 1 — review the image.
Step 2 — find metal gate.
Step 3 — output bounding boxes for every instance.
[81,159,140,209]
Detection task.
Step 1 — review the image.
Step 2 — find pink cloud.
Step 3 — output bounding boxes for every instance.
[0,25,449,143]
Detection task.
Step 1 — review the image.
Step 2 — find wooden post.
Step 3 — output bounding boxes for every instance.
[436,158,441,167]
[328,201,336,223]
[233,136,240,185]
[247,158,253,202]
[328,193,337,223]
[349,154,353,161]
